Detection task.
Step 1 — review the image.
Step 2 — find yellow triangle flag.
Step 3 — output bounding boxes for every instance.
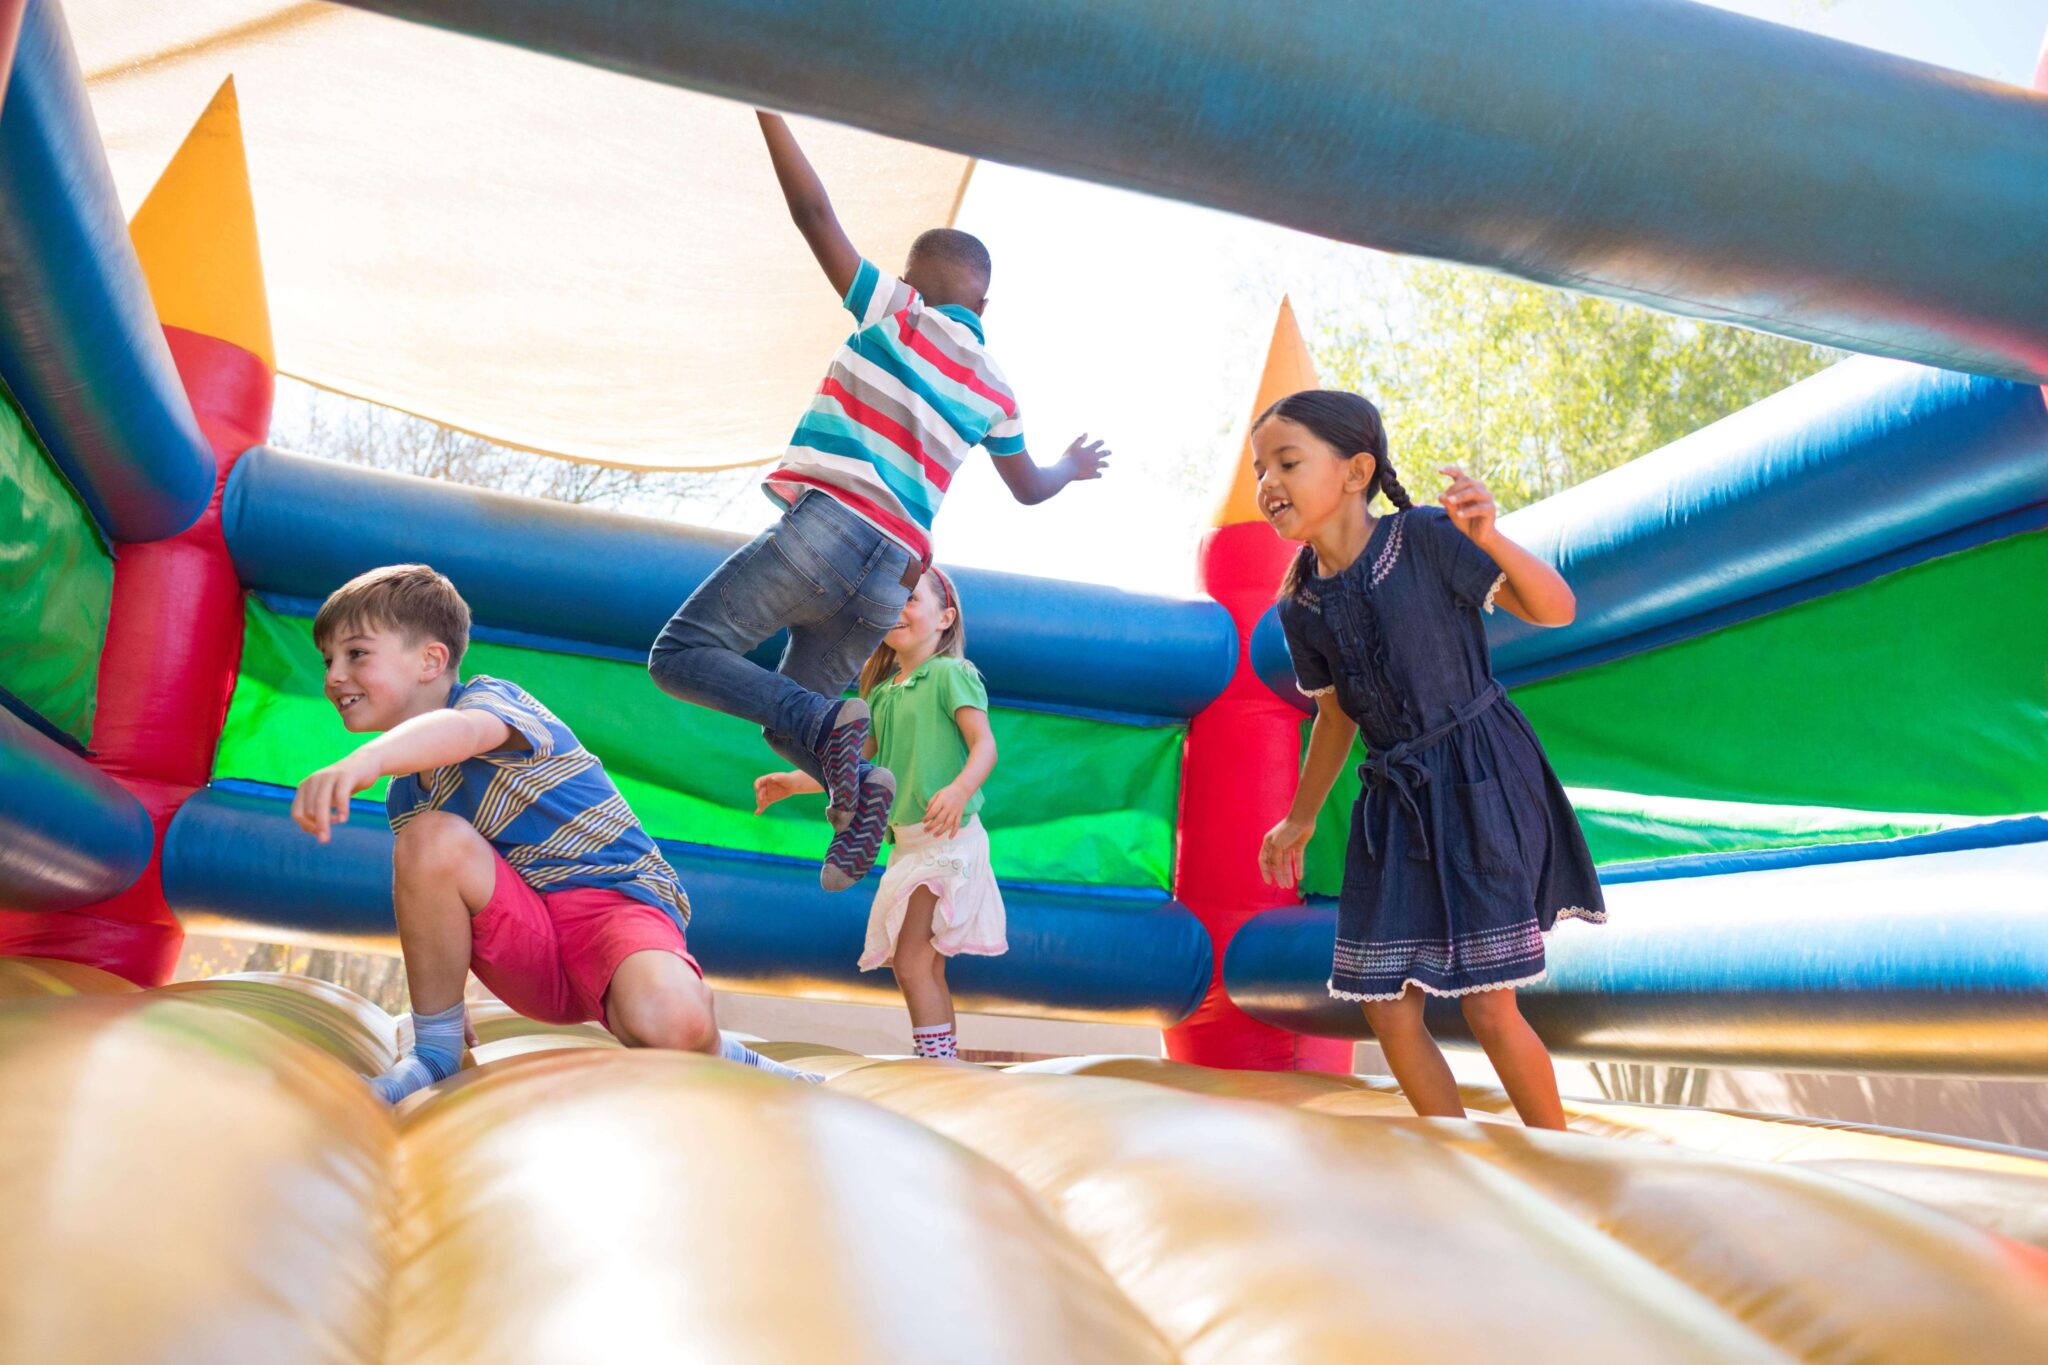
[129,77,274,369]
[1213,296,1321,528]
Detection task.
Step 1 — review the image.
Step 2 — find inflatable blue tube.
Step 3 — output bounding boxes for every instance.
[0,706,153,911]
[163,783,1215,1026]
[1253,359,2048,705]
[0,0,214,543]
[1224,832,2048,1077]
[223,447,1235,721]
[336,0,2048,382]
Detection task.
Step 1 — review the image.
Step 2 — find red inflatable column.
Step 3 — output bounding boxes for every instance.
[1164,300,1351,1072]
[0,79,274,983]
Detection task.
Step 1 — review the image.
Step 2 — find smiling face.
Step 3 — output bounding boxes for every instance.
[319,621,452,733]
[1250,415,1377,541]
[883,574,956,657]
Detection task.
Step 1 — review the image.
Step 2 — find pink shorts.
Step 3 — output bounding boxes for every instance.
[469,851,701,1029]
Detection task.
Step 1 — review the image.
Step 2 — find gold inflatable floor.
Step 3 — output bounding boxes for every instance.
[4,959,2045,1364]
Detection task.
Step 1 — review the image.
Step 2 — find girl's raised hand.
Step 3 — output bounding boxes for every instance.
[922,783,968,839]
[1438,466,1498,544]
[1257,816,1315,890]
[753,771,810,814]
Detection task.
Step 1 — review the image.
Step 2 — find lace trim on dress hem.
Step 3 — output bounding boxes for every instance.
[1299,683,1336,697]
[1482,572,1507,614]
[1552,905,1607,925]
[1327,968,1548,1003]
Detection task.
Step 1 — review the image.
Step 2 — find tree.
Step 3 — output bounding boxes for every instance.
[272,380,752,517]
[1315,261,1840,512]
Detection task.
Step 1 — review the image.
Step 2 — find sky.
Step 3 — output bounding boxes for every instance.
[277,0,2048,598]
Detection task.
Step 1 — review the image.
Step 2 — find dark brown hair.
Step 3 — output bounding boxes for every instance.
[1256,390,1414,598]
[312,563,471,671]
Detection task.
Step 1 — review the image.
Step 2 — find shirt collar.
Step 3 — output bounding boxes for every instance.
[934,303,986,342]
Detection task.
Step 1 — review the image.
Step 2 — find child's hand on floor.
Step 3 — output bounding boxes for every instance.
[292,753,383,843]
[1257,816,1315,891]
[922,783,970,839]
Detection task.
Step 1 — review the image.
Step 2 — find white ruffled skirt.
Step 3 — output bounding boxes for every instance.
[859,816,1008,971]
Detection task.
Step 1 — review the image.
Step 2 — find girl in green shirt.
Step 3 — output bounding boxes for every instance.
[754,568,1006,1060]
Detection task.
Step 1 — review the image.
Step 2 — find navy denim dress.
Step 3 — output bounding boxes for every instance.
[1279,507,1605,1002]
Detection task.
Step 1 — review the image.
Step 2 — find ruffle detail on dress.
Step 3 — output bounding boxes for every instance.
[1481,571,1507,615]
[1369,510,1409,587]
[1327,968,1548,1003]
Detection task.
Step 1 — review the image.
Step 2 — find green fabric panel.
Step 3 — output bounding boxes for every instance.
[1298,535,2047,896]
[216,599,1183,890]
[1517,533,2048,816]
[0,381,113,743]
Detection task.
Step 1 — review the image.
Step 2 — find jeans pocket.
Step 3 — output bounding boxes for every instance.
[717,525,831,636]
[1450,778,1520,878]
[854,546,916,630]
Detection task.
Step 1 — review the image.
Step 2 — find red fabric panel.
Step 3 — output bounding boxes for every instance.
[1165,520,1351,1072]
[0,330,272,983]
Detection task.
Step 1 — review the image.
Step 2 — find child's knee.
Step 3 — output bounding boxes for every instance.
[394,811,487,879]
[610,968,717,1053]
[1362,995,1425,1037]
[1459,989,1522,1037]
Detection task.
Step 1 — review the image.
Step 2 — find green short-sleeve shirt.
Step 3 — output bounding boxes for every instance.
[869,654,989,829]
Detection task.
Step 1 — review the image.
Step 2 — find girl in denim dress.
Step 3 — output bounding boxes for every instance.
[1253,391,1604,1130]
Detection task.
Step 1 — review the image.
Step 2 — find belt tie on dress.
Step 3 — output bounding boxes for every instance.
[1359,682,1504,863]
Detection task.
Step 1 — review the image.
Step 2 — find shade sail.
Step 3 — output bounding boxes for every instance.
[75,1,970,469]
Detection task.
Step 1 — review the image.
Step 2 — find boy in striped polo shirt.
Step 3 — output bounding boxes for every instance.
[650,111,1110,892]
[293,564,815,1102]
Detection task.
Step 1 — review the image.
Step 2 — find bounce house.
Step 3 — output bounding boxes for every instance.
[2,1,2046,1359]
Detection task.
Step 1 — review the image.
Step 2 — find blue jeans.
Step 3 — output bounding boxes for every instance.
[648,491,917,783]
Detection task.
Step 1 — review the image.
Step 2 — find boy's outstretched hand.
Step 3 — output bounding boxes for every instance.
[292,753,382,844]
[1061,434,1111,483]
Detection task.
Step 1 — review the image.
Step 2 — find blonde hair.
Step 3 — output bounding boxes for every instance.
[312,563,471,670]
[858,566,967,697]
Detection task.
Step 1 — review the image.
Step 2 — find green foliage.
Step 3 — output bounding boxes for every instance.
[1316,262,1839,511]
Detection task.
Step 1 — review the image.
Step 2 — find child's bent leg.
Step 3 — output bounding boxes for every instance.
[892,887,957,1057]
[371,811,499,1103]
[1361,990,1464,1119]
[1459,989,1567,1130]
[605,951,821,1082]
[647,524,846,778]
[605,949,719,1052]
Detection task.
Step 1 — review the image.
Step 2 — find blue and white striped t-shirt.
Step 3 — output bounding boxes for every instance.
[385,676,689,930]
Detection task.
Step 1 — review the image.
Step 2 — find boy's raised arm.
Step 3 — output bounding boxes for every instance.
[992,433,1112,506]
[292,709,517,843]
[758,111,861,299]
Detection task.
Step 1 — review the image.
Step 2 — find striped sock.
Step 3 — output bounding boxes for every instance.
[369,1001,467,1104]
[911,1024,957,1060]
[718,1032,824,1084]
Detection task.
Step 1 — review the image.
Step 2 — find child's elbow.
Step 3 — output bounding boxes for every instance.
[1543,588,1576,628]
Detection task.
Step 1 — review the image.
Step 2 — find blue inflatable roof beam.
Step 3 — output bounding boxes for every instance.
[1223,830,2048,1078]
[333,0,2048,383]
[0,0,214,543]
[162,782,1216,1026]
[222,447,1236,722]
[0,706,153,911]
[1251,358,2048,705]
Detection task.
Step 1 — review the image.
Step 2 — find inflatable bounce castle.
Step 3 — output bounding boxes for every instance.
[1,1,2045,1358]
